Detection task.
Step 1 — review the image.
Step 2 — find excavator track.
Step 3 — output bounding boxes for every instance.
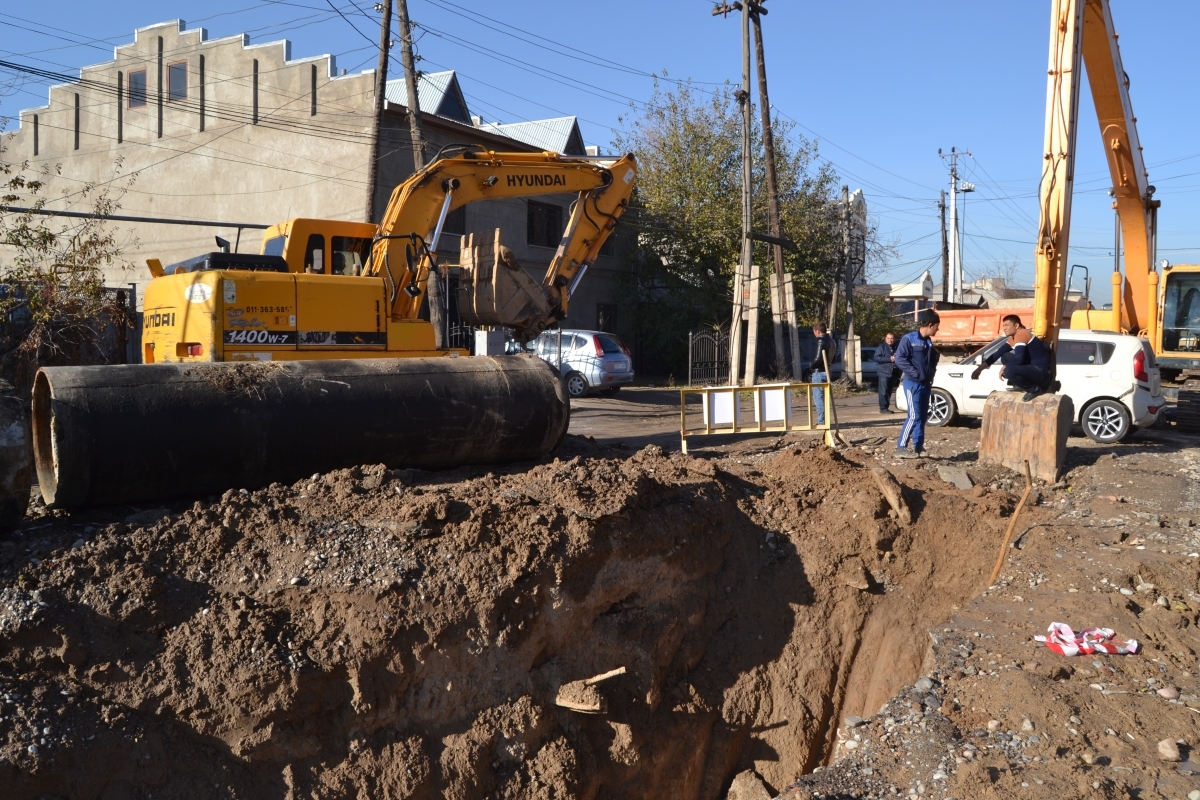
[1176,379,1200,433]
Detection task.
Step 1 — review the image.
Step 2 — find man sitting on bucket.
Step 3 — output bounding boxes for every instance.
[970,314,1057,401]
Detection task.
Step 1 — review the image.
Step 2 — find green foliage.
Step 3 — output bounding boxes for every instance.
[612,81,844,376]
[0,128,137,389]
[831,295,916,347]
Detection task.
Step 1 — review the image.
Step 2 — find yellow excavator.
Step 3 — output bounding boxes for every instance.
[31,149,636,508]
[1030,0,1200,430]
[139,149,635,362]
[980,0,1192,478]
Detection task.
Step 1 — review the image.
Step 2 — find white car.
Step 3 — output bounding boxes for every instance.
[896,329,1165,443]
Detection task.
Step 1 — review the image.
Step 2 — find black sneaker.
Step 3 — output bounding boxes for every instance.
[1022,389,1042,401]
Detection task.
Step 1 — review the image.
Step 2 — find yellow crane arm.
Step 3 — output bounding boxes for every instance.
[1034,0,1157,347]
[366,149,636,335]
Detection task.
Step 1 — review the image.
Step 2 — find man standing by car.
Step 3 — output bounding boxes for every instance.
[969,314,1055,400]
[874,331,899,413]
[810,322,837,426]
[894,310,941,458]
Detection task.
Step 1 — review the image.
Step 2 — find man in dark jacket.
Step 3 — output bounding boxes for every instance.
[894,309,941,458]
[970,314,1055,400]
[810,322,837,426]
[874,331,899,413]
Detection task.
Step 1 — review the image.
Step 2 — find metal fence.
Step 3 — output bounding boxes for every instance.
[447,323,478,354]
[688,328,731,386]
[678,381,832,453]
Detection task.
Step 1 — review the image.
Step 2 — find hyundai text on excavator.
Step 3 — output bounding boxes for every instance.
[978,0,1186,480]
[31,149,637,508]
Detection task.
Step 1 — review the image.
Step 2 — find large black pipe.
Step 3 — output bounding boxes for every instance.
[33,356,569,509]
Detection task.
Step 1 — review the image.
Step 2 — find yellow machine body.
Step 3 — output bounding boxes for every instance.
[142,269,448,364]
[141,150,636,365]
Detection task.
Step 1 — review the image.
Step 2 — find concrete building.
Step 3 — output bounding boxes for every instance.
[2,19,631,337]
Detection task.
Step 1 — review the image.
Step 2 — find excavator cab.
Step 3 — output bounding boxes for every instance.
[1161,266,1200,355]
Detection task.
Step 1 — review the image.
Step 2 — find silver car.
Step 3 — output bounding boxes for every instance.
[533,329,635,397]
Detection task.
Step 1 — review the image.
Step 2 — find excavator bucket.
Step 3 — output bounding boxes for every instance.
[978,393,1074,483]
[458,229,554,336]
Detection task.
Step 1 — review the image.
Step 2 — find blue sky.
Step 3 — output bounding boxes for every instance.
[2,1,1199,289]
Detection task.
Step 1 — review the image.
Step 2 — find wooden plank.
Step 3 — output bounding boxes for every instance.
[870,468,911,526]
[978,393,1073,483]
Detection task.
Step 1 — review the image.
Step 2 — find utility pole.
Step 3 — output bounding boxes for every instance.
[394,0,443,346]
[940,147,974,303]
[939,189,950,303]
[713,1,756,386]
[841,185,858,386]
[749,2,789,377]
[364,0,392,223]
[395,0,425,171]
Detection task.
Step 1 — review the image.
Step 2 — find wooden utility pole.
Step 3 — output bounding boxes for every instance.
[395,0,425,170]
[364,0,392,223]
[940,189,950,303]
[394,0,443,345]
[750,3,789,377]
[713,1,756,386]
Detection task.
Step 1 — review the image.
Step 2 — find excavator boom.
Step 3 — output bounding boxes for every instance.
[369,149,636,338]
[1034,0,1157,347]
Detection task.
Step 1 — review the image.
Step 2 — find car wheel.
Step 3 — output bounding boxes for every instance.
[564,372,589,398]
[1082,399,1130,443]
[926,388,957,427]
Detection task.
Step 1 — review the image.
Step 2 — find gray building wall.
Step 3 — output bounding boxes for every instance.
[2,20,633,342]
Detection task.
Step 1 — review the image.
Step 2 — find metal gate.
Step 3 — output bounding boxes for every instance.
[447,323,478,353]
[688,328,730,386]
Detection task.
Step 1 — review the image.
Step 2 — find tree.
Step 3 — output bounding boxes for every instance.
[0,124,137,390]
[612,81,844,377]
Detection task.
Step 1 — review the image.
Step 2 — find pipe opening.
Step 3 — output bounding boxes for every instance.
[31,370,59,505]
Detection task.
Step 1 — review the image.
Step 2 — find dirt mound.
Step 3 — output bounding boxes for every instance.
[0,439,1013,798]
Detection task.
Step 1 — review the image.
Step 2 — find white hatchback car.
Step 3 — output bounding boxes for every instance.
[896,329,1165,443]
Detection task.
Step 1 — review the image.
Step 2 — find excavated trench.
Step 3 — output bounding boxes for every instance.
[0,439,1010,799]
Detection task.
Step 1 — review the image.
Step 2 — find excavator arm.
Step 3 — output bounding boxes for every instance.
[366,149,636,338]
[1034,0,1158,348]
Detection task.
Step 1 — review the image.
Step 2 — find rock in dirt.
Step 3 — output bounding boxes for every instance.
[1159,686,1181,700]
[726,769,771,800]
[936,465,973,491]
[123,508,170,527]
[1158,739,1183,762]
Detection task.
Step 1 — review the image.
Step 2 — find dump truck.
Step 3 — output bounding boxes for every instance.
[31,149,637,508]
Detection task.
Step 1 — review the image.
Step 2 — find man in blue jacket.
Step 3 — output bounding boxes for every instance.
[874,331,899,413]
[894,309,941,458]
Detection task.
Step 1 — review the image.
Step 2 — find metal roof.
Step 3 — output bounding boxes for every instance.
[385,70,471,124]
[475,117,585,155]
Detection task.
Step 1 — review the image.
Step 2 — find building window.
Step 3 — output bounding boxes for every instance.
[129,69,147,108]
[442,206,466,235]
[597,304,617,332]
[168,61,187,101]
[304,233,325,273]
[527,201,563,249]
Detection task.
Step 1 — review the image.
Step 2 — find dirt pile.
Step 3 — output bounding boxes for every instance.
[0,438,1011,799]
[779,428,1200,800]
